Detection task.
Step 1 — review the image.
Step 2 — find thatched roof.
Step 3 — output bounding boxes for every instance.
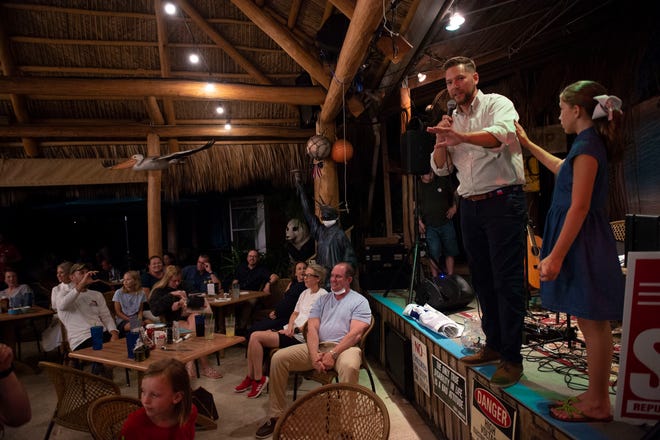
[0,0,646,207]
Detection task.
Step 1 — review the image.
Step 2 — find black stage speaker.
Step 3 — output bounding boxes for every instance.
[625,214,660,265]
[415,274,475,312]
[400,120,434,175]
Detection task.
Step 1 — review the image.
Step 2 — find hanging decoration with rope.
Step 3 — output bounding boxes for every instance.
[305,134,331,179]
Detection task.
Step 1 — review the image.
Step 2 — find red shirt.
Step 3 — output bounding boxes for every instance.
[121,404,197,440]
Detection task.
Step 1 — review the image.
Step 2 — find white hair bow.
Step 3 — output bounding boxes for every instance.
[592,95,622,121]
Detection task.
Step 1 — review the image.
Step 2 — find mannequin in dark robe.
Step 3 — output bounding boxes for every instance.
[294,172,357,286]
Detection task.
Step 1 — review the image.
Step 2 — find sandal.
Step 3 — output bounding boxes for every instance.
[549,399,613,423]
[202,367,223,379]
[548,396,579,410]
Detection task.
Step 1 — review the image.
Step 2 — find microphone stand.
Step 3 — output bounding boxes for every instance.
[383,175,422,304]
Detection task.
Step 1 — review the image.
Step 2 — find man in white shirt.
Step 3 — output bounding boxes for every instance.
[54,263,118,374]
[427,56,527,388]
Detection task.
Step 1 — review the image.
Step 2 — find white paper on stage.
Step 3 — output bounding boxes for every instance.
[403,303,463,338]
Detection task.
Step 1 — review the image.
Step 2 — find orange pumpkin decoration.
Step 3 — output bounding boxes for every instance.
[331,139,354,163]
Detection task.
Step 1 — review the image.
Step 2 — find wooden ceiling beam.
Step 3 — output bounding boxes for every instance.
[177,0,271,85]
[319,0,382,125]
[0,21,39,157]
[231,0,330,90]
[0,77,326,105]
[11,37,287,54]
[154,0,179,152]
[329,0,355,18]
[0,124,314,139]
[287,0,302,29]
[18,65,298,80]
[145,97,166,125]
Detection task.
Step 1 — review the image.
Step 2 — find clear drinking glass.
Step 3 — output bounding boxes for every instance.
[204,313,215,339]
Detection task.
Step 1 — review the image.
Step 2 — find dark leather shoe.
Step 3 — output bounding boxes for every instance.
[491,361,523,388]
[460,347,500,365]
[256,417,278,439]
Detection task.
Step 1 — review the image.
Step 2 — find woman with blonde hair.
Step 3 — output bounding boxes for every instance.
[235,263,328,399]
[112,270,149,336]
[150,265,221,379]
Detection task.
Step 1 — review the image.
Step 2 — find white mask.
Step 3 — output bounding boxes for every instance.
[322,220,337,227]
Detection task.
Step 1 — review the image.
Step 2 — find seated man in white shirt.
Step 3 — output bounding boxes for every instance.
[53,263,118,375]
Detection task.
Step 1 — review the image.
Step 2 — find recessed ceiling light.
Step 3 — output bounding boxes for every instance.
[164,3,177,15]
[446,12,465,31]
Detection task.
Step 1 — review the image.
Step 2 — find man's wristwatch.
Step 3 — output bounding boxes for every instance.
[329,349,338,360]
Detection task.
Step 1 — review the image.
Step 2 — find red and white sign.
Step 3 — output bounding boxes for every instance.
[471,379,516,440]
[615,252,660,422]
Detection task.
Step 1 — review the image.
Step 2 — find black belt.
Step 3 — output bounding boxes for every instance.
[463,185,522,202]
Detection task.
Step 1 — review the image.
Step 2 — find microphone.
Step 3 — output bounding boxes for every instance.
[446,99,457,116]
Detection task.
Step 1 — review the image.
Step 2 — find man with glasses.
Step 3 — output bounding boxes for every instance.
[256,262,371,438]
[182,253,220,293]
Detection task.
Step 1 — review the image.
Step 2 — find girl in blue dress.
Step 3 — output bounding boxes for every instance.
[515,80,624,423]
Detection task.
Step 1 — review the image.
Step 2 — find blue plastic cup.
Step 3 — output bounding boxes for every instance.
[90,325,104,350]
[126,330,140,359]
[195,314,205,337]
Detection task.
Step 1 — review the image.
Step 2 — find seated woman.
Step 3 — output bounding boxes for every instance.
[0,268,33,309]
[113,270,149,336]
[149,265,222,379]
[246,261,307,339]
[50,261,73,312]
[234,263,327,398]
[121,358,196,440]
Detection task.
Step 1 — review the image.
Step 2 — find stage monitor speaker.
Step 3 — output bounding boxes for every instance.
[400,128,434,175]
[625,214,660,266]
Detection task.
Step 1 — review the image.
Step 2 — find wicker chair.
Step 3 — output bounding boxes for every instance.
[611,220,626,242]
[273,382,390,440]
[292,316,376,400]
[87,395,141,440]
[39,361,121,440]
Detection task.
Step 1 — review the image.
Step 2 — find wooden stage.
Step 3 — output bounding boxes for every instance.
[368,291,653,440]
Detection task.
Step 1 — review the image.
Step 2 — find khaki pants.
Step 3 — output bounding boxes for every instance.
[269,342,362,417]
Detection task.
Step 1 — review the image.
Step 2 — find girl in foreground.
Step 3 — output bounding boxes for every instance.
[121,358,197,439]
[515,80,624,423]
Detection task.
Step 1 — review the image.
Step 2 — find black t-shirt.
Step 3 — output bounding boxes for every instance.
[234,263,271,291]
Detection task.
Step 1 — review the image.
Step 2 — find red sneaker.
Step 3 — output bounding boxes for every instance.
[234,375,252,393]
[247,376,269,398]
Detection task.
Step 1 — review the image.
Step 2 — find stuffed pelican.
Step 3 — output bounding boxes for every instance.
[103,139,215,171]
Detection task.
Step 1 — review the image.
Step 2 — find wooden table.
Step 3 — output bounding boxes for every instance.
[69,333,245,394]
[207,290,269,332]
[0,305,54,356]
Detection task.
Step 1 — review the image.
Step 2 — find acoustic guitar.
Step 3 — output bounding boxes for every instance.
[526,223,542,289]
